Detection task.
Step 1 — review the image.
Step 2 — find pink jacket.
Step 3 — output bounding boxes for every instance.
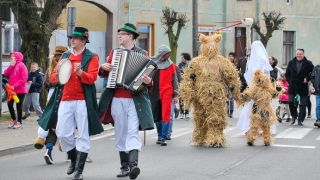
[3,52,28,94]
[279,79,289,102]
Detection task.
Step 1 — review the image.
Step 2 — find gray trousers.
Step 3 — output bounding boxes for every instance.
[23,92,43,117]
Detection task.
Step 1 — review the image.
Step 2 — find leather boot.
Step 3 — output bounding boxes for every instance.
[67,148,77,175]
[117,151,129,177]
[73,151,88,180]
[128,150,140,180]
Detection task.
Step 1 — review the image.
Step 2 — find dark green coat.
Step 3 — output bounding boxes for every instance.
[97,46,154,130]
[38,49,104,136]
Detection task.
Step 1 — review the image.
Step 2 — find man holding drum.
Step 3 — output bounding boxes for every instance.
[98,23,154,179]
[39,27,103,180]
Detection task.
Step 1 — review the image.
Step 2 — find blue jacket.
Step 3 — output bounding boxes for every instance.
[28,69,44,93]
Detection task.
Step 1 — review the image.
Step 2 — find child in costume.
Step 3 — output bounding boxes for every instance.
[237,41,277,135]
[238,69,282,146]
[34,46,68,165]
[179,33,241,147]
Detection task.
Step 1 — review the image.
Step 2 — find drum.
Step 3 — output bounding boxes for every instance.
[57,58,72,85]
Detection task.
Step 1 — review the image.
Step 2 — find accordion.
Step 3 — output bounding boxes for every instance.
[106,49,157,93]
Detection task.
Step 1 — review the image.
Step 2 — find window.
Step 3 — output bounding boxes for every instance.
[2,9,20,55]
[283,31,295,66]
[137,23,155,56]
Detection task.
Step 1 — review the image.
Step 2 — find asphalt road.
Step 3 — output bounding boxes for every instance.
[1,99,320,180]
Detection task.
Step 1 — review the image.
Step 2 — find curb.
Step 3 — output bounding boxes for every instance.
[0,144,35,157]
[0,126,114,158]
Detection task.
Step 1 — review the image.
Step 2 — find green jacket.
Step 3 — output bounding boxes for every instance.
[97,46,154,130]
[38,49,104,136]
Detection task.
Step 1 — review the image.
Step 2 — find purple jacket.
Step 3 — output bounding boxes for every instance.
[3,52,28,94]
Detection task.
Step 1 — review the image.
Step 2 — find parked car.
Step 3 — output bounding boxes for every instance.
[2,75,9,102]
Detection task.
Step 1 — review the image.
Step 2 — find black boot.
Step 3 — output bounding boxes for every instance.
[117,151,129,177]
[67,148,77,175]
[128,150,140,180]
[73,151,88,180]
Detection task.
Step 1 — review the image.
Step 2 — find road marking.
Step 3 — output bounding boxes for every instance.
[274,128,313,139]
[150,128,193,138]
[273,144,316,149]
[224,127,236,133]
[91,132,115,140]
[170,129,194,138]
[316,135,320,140]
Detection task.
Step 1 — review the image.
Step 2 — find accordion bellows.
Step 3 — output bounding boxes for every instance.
[107,49,157,93]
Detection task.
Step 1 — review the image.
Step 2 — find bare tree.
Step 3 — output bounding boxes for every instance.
[160,6,189,63]
[252,11,286,47]
[1,0,71,108]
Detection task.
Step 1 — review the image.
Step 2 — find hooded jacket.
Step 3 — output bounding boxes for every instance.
[28,68,44,93]
[149,45,179,123]
[3,52,28,94]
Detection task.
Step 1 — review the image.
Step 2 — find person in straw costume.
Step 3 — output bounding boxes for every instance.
[179,32,241,147]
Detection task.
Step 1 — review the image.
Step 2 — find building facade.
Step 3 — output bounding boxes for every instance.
[2,0,320,91]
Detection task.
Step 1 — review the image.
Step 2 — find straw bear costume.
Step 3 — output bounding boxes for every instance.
[179,33,241,147]
[238,70,282,146]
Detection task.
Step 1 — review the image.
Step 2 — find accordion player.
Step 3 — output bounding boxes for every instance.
[106,49,157,93]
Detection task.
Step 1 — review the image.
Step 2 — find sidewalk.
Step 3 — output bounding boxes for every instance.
[0,93,114,157]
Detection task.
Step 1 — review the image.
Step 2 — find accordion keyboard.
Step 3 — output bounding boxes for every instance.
[106,50,123,88]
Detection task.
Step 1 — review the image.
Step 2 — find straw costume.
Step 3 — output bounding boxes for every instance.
[238,69,282,146]
[179,33,241,147]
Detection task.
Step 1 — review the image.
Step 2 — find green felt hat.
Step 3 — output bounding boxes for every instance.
[68,27,90,43]
[118,23,139,39]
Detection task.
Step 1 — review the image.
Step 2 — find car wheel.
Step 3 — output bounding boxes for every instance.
[2,84,7,102]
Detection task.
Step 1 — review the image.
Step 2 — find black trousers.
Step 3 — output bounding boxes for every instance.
[307,96,312,115]
[8,93,26,123]
[288,94,308,122]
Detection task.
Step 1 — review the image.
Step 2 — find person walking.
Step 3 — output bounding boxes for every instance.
[310,65,320,127]
[39,27,104,180]
[149,45,179,146]
[34,46,69,165]
[97,23,154,179]
[285,48,314,125]
[178,52,191,119]
[4,52,28,129]
[22,62,44,121]
[237,48,248,93]
[227,52,237,117]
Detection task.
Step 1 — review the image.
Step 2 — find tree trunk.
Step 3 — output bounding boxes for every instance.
[8,0,70,109]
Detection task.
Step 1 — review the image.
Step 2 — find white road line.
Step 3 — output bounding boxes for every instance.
[170,130,194,138]
[232,132,246,137]
[316,135,320,140]
[224,127,236,133]
[151,128,193,138]
[273,144,316,149]
[91,132,115,141]
[274,128,313,139]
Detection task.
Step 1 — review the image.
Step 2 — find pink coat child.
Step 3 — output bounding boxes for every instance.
[278,74,291,122]
[279,79,289,103]
[4,52,28,129]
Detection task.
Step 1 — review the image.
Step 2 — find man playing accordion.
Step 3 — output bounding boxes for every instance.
[98,23,154,180]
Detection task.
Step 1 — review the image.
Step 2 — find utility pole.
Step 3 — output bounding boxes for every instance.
[192,0,198,57]
[67,7,76,47]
